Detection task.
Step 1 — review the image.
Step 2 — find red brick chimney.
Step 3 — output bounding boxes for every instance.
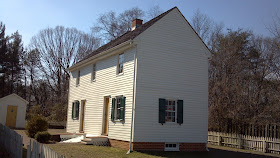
[132,19,143,31]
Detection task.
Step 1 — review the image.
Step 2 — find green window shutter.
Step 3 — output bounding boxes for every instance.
[72,102,74,119]
[76,101,80,119]
[111,98,116,121]
[177,100,183,124]
[159,98,166,124]
[119,97,126,121]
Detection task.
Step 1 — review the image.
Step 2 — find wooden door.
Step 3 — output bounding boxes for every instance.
[80,101,85,132]
[103,98,109,135]
[6,105,18,128]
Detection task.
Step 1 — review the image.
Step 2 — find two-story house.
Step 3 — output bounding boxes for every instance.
[66,7,210,152]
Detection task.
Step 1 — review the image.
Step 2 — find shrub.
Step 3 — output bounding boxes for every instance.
[35,131,51,143]
[26,115,48,138]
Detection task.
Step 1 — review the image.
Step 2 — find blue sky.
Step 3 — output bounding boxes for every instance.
[0,0,279,46]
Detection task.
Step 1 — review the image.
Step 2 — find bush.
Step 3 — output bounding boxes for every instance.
[35,131,51,143]
[26,115,48,138]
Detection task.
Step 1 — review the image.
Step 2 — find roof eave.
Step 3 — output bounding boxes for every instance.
[67,40,134,72]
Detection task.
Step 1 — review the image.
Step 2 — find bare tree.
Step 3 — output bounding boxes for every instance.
[267,13,280,39]
[191,9,213,43]
[29,26,100,102]
[92,7,145,42]
[146,5,163,20]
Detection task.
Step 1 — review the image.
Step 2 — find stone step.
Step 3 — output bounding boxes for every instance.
[81,136,109,146]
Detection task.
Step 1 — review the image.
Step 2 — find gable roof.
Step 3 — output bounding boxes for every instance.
[0,93,29,105]
[76,7,177,65]
[70,6,210,71]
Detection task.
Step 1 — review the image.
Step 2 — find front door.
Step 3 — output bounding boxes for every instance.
[80,101,85,132]
[102,97,109,135]
[6,105,18,128]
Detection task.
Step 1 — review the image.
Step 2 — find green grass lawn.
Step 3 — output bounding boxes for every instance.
[47,143,278,158]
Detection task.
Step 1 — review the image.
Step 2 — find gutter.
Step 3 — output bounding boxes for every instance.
[127,41,138,154]
[67,40,133,72]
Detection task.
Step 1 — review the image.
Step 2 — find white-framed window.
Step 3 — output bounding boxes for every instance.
[165,143,179,151]
[91,64,96,81]
[165,100,176,122]
[111,96,126,121]
[159,99,183,124]
[76,70,80,86]
[117,53,124,74]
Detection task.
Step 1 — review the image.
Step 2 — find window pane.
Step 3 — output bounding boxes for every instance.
[165,99,177,122]
[92,64,96,80]
[119,64,123,73]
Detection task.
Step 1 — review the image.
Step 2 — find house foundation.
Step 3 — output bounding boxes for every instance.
[108,139,206,151]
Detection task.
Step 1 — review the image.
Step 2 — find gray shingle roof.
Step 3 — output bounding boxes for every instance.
[78,7,177,64]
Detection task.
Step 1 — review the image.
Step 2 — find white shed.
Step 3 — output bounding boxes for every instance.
[0,93,28,128]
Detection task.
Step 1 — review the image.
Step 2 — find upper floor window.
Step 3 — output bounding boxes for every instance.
[117,53,124,74]
[92,64,96,81]
[76,70,80,86]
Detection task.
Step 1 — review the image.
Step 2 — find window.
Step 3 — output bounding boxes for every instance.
[117,53,124,74]
[92,64,96,81]
[159,99,183,124]
[165,100,176,122]
[165,143,179,151]
[111,96,126,121]
[76,70,80,86]
[72,101,80,120]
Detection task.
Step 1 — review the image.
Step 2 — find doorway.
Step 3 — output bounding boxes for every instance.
[80,100,86,132]
[102,97,110,135]
[6,105,18,128]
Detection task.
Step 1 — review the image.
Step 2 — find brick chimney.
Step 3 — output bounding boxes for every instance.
[131,19,143,31]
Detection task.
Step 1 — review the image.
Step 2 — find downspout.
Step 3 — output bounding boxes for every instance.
[127,42,138,154]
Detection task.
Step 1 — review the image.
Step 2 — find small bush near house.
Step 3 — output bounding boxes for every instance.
[26,115,48,138]
[35,131,51,143]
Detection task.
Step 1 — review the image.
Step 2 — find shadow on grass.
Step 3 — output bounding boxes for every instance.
[138,148,275,158]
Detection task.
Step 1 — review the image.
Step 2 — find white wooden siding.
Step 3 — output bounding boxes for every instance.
[0,94,27,128]
[67,48,135,141]
[133,8,209,143]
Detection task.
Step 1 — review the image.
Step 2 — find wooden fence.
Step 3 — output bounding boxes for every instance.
[0,123,65,158]
[27,139,66,158]
[208,131,280,154]
[0,123,23,158]
[211,124,280,139]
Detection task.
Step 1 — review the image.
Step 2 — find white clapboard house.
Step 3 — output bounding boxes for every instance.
[66,7,210,151]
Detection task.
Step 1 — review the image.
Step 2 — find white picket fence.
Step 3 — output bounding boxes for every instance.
[0,123,65,158]
[208,131,280,154]
[27,139,66,158]
[0,123,23,158]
